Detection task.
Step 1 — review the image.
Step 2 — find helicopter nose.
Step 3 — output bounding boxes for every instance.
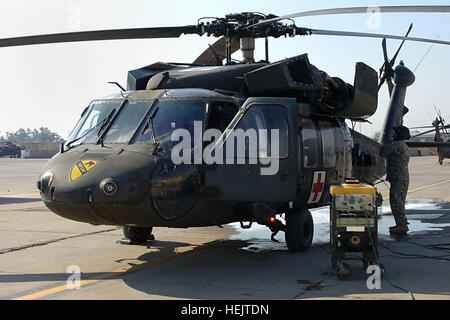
[40,150,156,226]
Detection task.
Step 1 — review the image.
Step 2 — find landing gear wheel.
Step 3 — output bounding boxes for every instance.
[122,226,154,244]
[285,208,314,252]
[335,261,352,280]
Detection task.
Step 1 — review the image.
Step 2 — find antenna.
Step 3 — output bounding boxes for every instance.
[108,81,126,92]
[414,35,440,72]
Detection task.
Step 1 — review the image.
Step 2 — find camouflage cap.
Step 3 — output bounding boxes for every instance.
[393,125,411,140]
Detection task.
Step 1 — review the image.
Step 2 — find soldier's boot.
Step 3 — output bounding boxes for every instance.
[389,225,409,235]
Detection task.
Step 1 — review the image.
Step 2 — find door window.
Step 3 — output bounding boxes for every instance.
[319,121,337,168]
[229,105,289,160]
[301,119,319,168]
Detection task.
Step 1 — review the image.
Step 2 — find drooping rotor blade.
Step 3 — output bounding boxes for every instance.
[0,26,201,48]
[248,5,450,28]
[309,29,450,46]
[411,125,450,138]
[411,128,438,138]
[406,141,450,148]
[409,125,435,130]
[193,37,240,65]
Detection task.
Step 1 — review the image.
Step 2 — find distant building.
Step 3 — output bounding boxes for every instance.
[20,142,62,159]
[408,134,437,157]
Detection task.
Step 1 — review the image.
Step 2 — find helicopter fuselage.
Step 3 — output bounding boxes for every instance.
[37,87,385,229]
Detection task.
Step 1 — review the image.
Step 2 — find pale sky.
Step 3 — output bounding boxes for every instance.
[0,0,449,139]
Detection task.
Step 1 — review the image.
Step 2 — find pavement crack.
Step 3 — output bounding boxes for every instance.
[0,227,119,255]
[0,229,80,234]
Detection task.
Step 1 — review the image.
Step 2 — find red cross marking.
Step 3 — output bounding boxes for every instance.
[308,171,326,204]
[312,172,324,201]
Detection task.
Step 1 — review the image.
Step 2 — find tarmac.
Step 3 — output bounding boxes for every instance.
[0,156,449,300]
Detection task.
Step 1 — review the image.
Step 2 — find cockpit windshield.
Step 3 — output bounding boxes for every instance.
[103,100,151,144]
[132,99,206,148]
[66,98,206,149]
[65,100,121,148]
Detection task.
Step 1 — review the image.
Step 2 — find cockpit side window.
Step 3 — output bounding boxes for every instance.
[301,118,319,168]
[319,120,337,168]
[207,102,238,132]
[226,105,289,160]
[131,99,206,148]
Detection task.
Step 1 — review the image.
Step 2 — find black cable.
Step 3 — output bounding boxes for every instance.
[403,239,450,252]
[380,242,450,262]
[364,210,416,300]
[431,243,450,251]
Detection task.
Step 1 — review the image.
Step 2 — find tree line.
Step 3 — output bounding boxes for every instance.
[0,127,63,143]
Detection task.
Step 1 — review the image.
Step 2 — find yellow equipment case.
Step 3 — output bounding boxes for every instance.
[329,179,382,279]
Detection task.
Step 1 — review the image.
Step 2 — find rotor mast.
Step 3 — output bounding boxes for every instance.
[240,37,255,63]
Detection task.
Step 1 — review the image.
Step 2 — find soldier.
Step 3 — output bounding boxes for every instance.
[380,125,411,235]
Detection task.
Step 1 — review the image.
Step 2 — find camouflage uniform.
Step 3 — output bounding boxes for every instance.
[380,140,409,226]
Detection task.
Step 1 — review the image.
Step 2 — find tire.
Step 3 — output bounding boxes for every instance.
[123,226,153,244]
[285,208,314,252]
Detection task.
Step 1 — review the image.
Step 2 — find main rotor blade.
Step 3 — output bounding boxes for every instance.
[409,125,435,130]
[193,37,240,65]
[411,125,450,138]
[406,141,450,148]
[381,38,389,71]
[390,23,413,65]
[0,26,201,48]
[379,38,393,95]
[379,24,412,94]
[310,29,450,46]
[249,5,450,28]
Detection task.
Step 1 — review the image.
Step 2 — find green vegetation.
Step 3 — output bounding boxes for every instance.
[0,127,63,143]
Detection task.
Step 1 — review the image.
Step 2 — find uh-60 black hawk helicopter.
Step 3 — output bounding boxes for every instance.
[2,5,450,252]
[409,107,450,165]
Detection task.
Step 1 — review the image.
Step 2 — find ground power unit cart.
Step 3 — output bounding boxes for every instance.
[330,179,383,280]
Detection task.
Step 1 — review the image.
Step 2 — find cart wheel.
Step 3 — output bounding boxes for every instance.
[335,261,352,280]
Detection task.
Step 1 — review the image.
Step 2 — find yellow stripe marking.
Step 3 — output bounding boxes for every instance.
[14,246,198,300]
[383,179,450,202]
[407,179,450,194]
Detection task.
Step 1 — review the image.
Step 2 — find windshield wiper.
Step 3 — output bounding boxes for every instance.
[66,108,116,149]
[97,108,117,137]
[147,115,163,154]
[146,108,164,155]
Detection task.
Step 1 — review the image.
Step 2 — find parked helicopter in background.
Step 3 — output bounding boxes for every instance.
[1,5,450,253]
[409,108,450,164]
[433,113,450,165]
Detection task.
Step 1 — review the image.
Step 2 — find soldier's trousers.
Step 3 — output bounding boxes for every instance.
[389,179,409,226]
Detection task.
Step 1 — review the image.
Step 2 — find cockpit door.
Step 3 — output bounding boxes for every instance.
[203,97,298,202]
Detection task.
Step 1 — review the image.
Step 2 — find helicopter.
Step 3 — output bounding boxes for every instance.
[433,113,450,165]
[2,5,450,252]
[409,107,450,165]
